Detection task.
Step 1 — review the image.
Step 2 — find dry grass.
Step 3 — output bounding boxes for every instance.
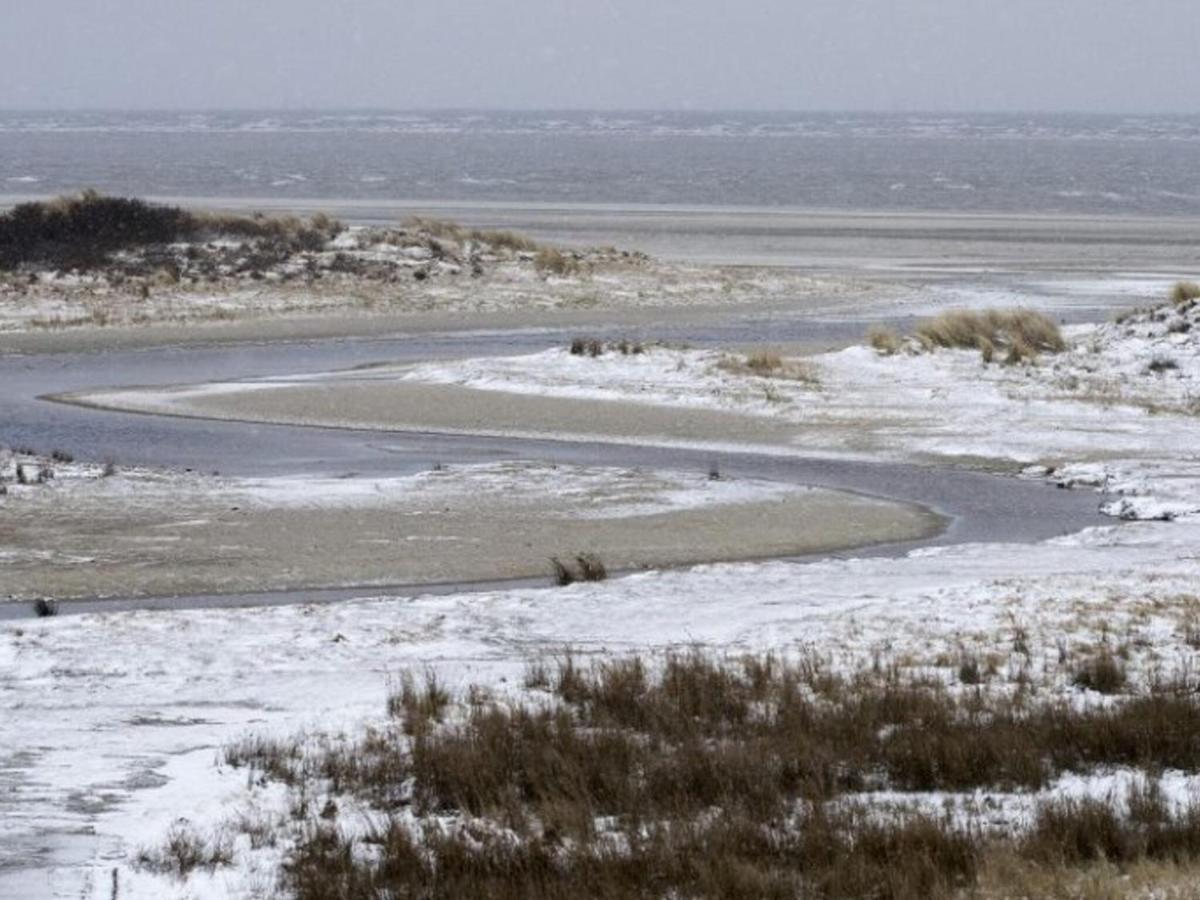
[717,351,820,384]
[212,653,1200,898]
[1072,647,1128,694]
[471,228,539,253]
[569,336,605,357]
[387,671,451,736]
[534,247,584,277]
[192,209,342,250]
[1023,782,1200,867]
[0,191,192,269]
[977,851,1200,899]
[868,324,903,355]
[403,217,467,241]
[285,810,979,900]
[134,822,233,878]
[403,217,541,253]
[1170,281,1200,306]
[914,308,1065,364]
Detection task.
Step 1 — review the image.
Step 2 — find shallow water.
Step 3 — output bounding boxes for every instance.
[4,110,1200,216]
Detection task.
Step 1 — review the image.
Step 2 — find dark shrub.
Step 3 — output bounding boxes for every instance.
[0,192,193,269]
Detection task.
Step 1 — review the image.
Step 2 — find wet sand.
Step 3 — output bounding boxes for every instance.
[0,301,846,357]
[0,464,939,600]
[122,199,1200,273]
[71,379,809,448]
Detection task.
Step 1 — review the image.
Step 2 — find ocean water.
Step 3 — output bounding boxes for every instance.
[2,110,1200,215]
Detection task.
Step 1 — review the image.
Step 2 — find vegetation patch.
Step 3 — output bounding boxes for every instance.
[1170,281,1200,306]
[535,247,584,277]
[915,309,1065,363]
[402,217,539,253]
[717,350,820,384]
[550,553,609,585]
[217,653,1200,899]
[867,324,903,355]
[0,191,342,270]
[134,822,233,878]
[568,337,645,357]
[866,308,1066,365]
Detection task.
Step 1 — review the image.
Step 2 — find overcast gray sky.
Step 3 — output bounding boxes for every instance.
[2,0,1198,112]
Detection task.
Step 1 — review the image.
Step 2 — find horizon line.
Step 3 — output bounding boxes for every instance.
[2,106,1199,118]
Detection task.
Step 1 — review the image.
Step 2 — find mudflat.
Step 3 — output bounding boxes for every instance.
[0,461,940,600]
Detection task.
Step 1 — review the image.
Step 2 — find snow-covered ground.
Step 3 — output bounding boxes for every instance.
[0,454,803,520]
[0,222,853,334]
[388,299,1200,519]
[5,294,1200,896]
[5,516,1200,897]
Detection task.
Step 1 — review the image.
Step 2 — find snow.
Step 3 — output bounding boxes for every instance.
[5,515,1200,897]
[232,461,806,517]
[397,346,801,415]
[389,304,1200,520]
[0,454,808,520]
[6,297,1200,895]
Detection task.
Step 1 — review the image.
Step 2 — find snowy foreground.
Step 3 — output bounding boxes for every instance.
[5,298,1200,897]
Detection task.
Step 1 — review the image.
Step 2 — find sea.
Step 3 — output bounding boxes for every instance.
[2,110,1200,216]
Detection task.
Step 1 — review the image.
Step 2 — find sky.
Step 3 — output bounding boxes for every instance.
[2,0,1198,113]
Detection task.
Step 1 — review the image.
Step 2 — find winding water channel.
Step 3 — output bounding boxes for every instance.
[0,315,1110,621]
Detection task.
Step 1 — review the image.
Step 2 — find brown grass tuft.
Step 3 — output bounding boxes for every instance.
[868,325,903,355]
[470,228,538,253]
[1170,281,1200,305]
[717,351,820,384]
[134,822,233,878]
[914,308,1065,363]
[1071,648,1128,695]
[534,247,583,277]
[403,217,464,241]
[388,671,452,735]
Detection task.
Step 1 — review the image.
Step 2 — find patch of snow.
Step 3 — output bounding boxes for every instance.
[5,515,1200,896]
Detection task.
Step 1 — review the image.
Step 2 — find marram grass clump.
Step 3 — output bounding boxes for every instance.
[1171,281,1200,306]
[867,325,903,355]
[867,308,1065,365]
